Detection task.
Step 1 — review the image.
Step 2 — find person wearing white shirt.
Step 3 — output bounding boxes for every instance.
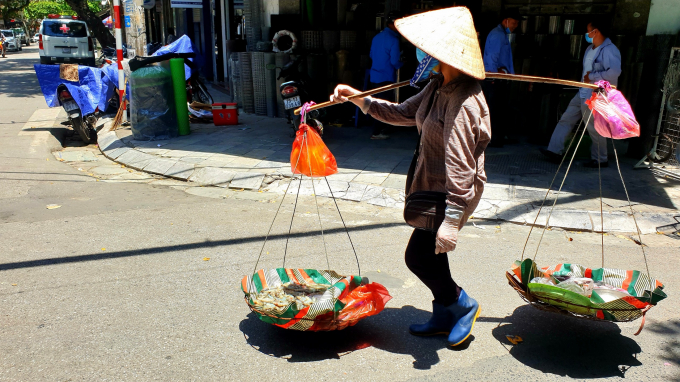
[540,19,622,168]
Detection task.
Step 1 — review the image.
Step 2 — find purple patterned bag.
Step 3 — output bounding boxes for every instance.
[585,81,640,140]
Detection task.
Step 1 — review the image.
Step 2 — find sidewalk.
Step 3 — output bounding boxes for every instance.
[96,113,680,235]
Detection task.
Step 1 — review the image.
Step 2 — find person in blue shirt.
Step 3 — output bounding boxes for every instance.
[368,11,404,139]
[482,9,521,147]
[540,19,621,168]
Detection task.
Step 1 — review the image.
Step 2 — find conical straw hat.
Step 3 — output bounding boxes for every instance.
[395,7,485,80]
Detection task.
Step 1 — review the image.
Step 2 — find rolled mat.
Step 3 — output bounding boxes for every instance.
[251,52,267,116]
[264,52,277,117]
[170,58,190,136]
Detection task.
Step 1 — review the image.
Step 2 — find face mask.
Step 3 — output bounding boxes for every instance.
[503,21,511,34]
[585,32,594,44]
[411,48,441,88]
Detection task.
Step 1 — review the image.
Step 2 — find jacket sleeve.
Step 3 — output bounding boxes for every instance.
[483,33,500,72]
[390,38,404,70]
[442,101,482,210]
[364,82,431,126]
[589,45,622,83]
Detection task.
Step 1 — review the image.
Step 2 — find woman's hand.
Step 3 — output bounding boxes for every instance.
[330,84,361,103]
[435,218,459,254]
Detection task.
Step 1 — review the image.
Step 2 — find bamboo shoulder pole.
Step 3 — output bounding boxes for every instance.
[293,80,410,115]
[485,72,611,89]
[293,74,610,116]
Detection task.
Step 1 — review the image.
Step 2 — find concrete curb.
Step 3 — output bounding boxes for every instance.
[97,121,265,190]
[96,121,679,235]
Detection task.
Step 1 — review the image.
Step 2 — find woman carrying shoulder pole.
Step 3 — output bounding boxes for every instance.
[330,7,490,347]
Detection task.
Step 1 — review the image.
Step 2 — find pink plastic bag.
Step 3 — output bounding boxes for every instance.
[585,81,640,140]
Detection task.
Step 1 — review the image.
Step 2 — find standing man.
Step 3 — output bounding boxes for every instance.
[482,9,521,147]
[540,20,621,167]
[368,11,404,140]
[482,9,522,147]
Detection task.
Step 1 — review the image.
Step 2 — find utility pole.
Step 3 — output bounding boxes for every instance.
[123,0,147,57]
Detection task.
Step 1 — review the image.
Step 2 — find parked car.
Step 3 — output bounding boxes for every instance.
[13,28,29,46]
[31,34,40,43]
[38,15,95,66]
[1,30,22,52]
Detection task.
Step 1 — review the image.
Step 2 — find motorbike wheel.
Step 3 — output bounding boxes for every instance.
[71,116,97,144]
[191,78,214,105]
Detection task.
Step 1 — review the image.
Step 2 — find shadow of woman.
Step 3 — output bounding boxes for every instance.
[492,305,642,378]
[239,305,472,369]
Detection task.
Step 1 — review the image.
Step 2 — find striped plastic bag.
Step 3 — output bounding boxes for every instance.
[510,259,666,322]
[242,268,391,331]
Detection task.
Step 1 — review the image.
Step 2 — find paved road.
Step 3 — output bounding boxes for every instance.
[1,46,679,381]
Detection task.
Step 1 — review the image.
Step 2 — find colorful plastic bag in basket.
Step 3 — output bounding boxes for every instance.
[242,268,391,331]
[290,124,338,177]
[585,80,640,139]
[509,259,666,322]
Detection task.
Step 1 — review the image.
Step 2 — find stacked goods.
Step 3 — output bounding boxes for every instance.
[243,0,261,51]
[302,31,322,50]
[239,52,255,114]
[251,52,267,115]
[340,30,357,50]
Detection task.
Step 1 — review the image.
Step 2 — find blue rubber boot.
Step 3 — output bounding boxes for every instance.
[409,302,454,336]
[447,289,481,347]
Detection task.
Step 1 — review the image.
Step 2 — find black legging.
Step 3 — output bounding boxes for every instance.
[404,229,462,306]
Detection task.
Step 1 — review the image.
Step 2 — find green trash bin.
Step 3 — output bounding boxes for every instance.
[130,65,178,140]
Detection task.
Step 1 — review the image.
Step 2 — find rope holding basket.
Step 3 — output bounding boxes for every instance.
[242,109,391,330]
[507,82,667,333]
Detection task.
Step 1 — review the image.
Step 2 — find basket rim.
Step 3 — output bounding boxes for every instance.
[505,271,652,321]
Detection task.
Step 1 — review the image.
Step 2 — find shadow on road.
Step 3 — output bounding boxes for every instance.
[492,305,642,378]
[646,318,680,369]
[0,70,43,98]
[240,305,475,370]
[0,222,405,271]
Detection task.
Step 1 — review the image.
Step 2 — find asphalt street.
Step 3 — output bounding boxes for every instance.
[1,46,679,381]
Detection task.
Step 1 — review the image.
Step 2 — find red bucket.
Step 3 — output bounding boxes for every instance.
[212,103,238,126]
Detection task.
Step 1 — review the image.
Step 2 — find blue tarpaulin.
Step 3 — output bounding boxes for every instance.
[35,35,197,114]
[34,64,111,116]
[152,35,198,80]
[100,64,130,101]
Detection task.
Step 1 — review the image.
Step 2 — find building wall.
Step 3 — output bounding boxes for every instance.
[262,0,279,27]
[278,0,299,14]
[646,0,680,35]
[612,0,651,35]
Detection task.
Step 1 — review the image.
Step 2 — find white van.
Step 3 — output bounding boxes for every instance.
[39,16,95,66]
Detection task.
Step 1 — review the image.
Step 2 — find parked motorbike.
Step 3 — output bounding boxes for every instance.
[275,55,324,134]
[57,84,98,143]
[98,44,128,66]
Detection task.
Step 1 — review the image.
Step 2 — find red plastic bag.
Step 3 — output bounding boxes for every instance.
[338,282,392,323]
[290,124,338,177]
[585,81,640,140]
[307,282,392,331]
